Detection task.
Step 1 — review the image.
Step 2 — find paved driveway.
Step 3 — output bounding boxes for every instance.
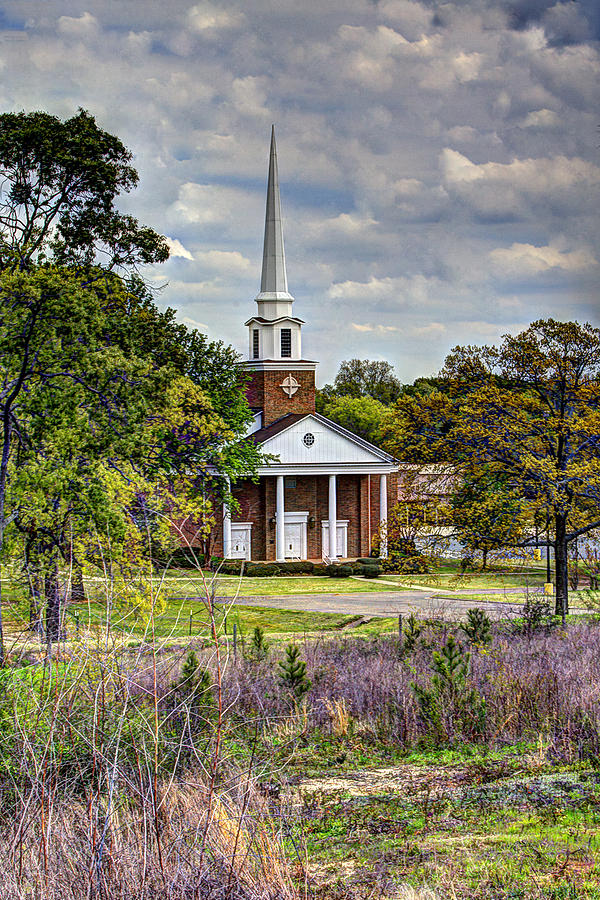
[225,590,559,621]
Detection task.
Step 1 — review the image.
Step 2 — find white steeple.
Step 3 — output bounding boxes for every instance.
[255,126,294,316]
[246,126,306,363]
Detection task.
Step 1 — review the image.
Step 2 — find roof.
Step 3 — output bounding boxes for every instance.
[248,413,308,445]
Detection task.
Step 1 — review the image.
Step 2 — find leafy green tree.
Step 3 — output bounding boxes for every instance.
[321,394,389,444]
[385,319,600,620]
[0,112,261,657]
[0,109,168,271]
[319,358,402,406]
[449,469,527,569]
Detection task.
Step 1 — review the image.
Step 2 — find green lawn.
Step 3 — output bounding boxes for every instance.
[161,571,403,596]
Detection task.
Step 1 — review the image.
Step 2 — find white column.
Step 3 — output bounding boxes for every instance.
[328,474,337,559]
[276,475,285,562]
[222,475,232,558]
[379,474,388,559]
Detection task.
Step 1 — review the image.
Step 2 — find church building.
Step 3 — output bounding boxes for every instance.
[215,128,398,562]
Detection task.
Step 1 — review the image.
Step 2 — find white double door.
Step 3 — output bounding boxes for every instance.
[283,512,308,559]
[321,520,349,559]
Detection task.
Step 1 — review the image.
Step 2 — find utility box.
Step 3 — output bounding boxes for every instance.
[544,582,554,596]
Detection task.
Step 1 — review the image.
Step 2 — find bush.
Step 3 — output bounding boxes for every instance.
[246,563,280,577]
[354,563,381,578]
[276,560,315,574]
[219,559,244,576]
[461,608,492,645]
[327,564,354,578]
[382,554,430,574]
[312,563,329,576]
[278,644,311,699]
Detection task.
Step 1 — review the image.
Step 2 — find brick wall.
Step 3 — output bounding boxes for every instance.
[246,368,316,425]
[212,471,397,561]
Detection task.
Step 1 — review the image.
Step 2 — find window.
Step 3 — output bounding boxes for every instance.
[303,432,315,448]
[252,329,260,359]
[285,477,296,489]
[280,328,292,358]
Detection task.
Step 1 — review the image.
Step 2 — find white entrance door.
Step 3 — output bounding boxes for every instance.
[282,511,309,559]
[321,520,349,558]
[285,523,303,558]
[230,523,252,560]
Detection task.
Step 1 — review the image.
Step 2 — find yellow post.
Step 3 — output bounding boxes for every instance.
[544,582,553,596]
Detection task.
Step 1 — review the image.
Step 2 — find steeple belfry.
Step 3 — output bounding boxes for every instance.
[258,126,293,302]
[243,127,317,424]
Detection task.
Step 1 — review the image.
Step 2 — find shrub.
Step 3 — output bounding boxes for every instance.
[327,565,353,578]
[218,559,244,576]
[412,635,486,745]
[250,625,270,661]
[382,554,430,574]
[402,612,423,653]
[276,560,315,575]
[353,563,380,578]
[521,595,555,636]
[246,563,279,577]
[312,563,329,576]
[278,644,311,699]
[461,608,492,645]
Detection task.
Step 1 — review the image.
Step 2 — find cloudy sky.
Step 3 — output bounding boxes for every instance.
[2,0,599,382]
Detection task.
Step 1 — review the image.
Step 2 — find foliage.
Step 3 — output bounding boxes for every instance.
[251,625,270,661]
[402,612,423,653]
[278,643,311,699]
[461,608,492,645]
[374,498,450,562]
[0,108,168,271]
[449,469,527,569]
[382,554,430,574]
[412,635,486,744]
[520,595,555,637]
[327,564,353,577]
[321,394,389,444]
[384,319,600,618]
[246,563,280,577]
[317,358,402,408]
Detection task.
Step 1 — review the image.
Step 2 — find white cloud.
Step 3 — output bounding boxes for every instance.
[187,3,244,32]
[165,237,194,260]
[195,249,253,275]
[57,11,99,38]
[520,108,561,128]
[490,242,598,275]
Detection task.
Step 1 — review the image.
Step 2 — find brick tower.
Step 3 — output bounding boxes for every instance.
[244,126,317,426]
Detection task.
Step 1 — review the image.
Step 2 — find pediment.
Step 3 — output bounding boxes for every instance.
[255,414,394,466]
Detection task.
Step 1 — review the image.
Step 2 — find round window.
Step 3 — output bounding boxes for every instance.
[303,432,315,448]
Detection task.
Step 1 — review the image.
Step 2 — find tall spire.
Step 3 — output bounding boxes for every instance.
[257,126,293,300]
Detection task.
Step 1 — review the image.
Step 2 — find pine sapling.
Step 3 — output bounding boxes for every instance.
[461,608,491,645]
[278,643,311,699]
[251,625,269,661]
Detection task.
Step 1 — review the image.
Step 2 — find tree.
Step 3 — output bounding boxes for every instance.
[319,358,402,406]
[0,109,168,271]
[384,319,600,619]
[321,394,389,444]
[449,469,527,569]
[0,110,261,659]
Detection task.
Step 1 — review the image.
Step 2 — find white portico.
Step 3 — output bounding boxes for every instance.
[217,127,397,562]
